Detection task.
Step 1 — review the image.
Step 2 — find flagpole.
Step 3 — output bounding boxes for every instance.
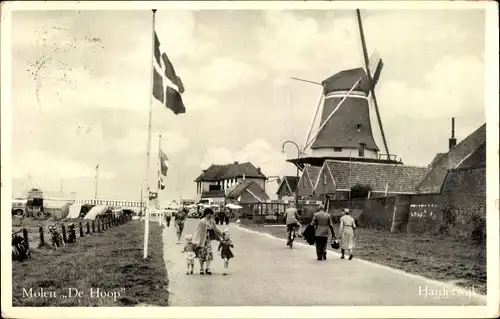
[143,8,157,260]
[157,134,162,225]
[94,164,99,199]
[157,134,162,194]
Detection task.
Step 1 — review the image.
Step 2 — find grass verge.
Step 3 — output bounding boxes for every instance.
[239,222,486,295]
[12,220,168,306]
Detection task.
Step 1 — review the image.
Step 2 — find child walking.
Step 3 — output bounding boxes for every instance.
[217,229,234,275]
[181,234,196,275]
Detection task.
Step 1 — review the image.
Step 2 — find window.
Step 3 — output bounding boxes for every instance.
[358,143,365,157]
[333,147,342,152]
[356,124,362,132]
[323,173,327,185]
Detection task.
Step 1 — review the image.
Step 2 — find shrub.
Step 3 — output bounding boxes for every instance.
[470,209,486,245]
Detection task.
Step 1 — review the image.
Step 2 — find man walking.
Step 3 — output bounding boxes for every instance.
[165,208,172,227]
[310,204,335,260]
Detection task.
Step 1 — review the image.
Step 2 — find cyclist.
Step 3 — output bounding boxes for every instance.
[284,203,302,247]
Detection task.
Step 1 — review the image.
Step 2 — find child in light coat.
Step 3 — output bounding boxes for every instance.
[181,234,196,274]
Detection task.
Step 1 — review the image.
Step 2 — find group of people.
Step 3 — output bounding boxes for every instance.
[165,207,235,276]
[285,203,356,261]
[166,202,356,277]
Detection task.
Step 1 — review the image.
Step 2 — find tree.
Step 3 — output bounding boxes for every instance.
[350,184,372,199]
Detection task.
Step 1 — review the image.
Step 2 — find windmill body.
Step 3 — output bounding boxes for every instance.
[311,67,380,159]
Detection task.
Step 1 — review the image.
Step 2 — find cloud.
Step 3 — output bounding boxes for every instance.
[199,139,298,200]
[187,57,269,92]
[115,128,190,155]
[254,11,361,73]
[376,54,484,120]
[12,149,116,180]
[200,138,295,177]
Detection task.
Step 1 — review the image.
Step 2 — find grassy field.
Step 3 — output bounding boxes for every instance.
[239,222,486,295]
[12,220,168,307]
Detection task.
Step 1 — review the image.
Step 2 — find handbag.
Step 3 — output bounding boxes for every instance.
[331,238,340,249]
[303,223,316,245]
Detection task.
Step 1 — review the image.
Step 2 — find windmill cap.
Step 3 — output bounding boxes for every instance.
[322,67,372,95]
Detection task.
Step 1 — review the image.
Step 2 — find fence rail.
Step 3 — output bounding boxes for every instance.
[12,214,133,259]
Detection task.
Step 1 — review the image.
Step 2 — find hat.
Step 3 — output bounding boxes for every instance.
[343,208,350,213]
[185,234,193,241]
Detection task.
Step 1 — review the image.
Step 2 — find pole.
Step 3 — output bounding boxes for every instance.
[290,77,323,86]
[302,77,362,151]
[282,141,300,207]
[157,134,162,225]
[143,9,157,259]
[356,9,390,159]
[94,165,99,199]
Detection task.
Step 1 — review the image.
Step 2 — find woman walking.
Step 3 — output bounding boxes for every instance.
[174,208,187,244]
[193,208,221,275]
[339,208,356,260]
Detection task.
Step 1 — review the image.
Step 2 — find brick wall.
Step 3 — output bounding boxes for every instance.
[441,167,486,233]
[407,193,444,233]
[326,197,395,230]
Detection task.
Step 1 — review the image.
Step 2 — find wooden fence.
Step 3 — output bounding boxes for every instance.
[13,214,133,253]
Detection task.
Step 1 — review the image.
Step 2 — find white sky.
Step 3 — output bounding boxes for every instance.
[7,5,487,203]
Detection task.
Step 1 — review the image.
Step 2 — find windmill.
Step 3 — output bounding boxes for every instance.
[288,9,397,170]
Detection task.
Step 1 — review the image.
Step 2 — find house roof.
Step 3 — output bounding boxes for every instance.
[306,166,321,188]
[276,176,299,195]
[201,190,225,199]
[195,162,266,182]
[324,160,429,193]
[456,141,486,169]
[429,153,446,168]
[417,123,486,193]
[285,176,299,193]
[226,180,269,202]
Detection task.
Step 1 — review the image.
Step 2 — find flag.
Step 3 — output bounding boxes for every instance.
[159,148,168,176]
[158,178,165,190]
[152,31,186,115]
[158,148,168,190]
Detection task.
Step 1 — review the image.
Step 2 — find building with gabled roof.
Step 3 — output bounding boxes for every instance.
[315,160,429,200]
[226,180,270,204]
[417,123,486,194]
[276,176,299,200]
[194,161,267,205]
[296,165,322,198]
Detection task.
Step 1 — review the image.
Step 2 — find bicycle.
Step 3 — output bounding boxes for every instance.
[287,225,299,249]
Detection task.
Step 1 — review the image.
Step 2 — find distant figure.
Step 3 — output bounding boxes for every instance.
[339,208,356,260]
[174,208,187,244]
[181,234,196,275]
[217,228,235,275]
[310,204,335,260]
[224,207,230,225]
[165,209,172,227]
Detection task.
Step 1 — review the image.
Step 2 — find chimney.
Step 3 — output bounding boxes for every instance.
[448,117,457,150]
[234,161,239,165]
[257,167,261,174]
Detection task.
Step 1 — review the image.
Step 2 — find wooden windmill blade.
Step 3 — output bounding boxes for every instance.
[356,9,391,160]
